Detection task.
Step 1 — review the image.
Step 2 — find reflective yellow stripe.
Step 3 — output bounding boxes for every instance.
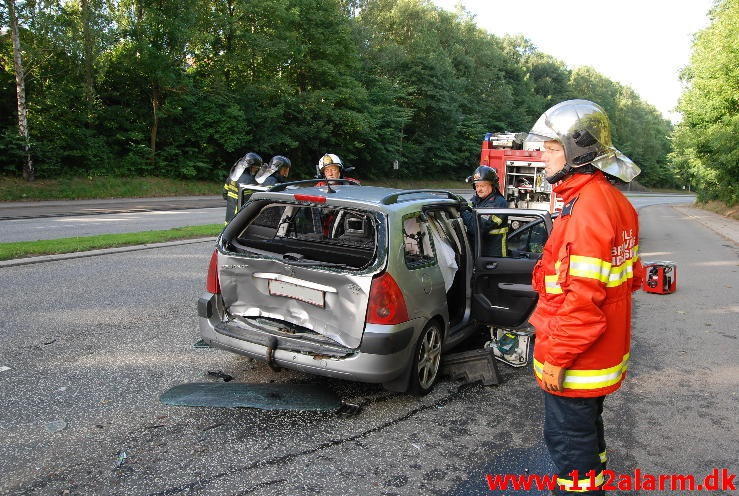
[490,214,503,224]
[599,450,607,463]
[489,228,508,235]
[570,255,611,283]
[533,354,629,390]
[569,246,640,288]
[227,192,239,199]
[224,183,238,192]
[557,471,605,492]
[545,274,562,294]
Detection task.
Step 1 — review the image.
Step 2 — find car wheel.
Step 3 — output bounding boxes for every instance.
[409,321,443,396]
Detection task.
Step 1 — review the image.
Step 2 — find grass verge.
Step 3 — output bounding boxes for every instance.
[695,200,739,221]
[0,176,222,201]
[0,175,472,202]
[0,224,222,261]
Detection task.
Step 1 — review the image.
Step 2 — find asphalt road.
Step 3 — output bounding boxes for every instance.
[0,192,696,243]
[1,203,736,495]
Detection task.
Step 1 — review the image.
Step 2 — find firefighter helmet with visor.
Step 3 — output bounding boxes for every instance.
[256,155,291,184]
[525,99,640,183]
[228,152,263,182]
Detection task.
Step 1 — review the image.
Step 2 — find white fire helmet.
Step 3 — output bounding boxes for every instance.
[316,153,344,177]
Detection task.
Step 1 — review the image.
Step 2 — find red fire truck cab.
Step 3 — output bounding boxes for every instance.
[479,132,563,213]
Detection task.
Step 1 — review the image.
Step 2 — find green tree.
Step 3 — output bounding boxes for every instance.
[671,0,738,204]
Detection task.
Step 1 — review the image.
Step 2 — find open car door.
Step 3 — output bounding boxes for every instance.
[470,208,552,328]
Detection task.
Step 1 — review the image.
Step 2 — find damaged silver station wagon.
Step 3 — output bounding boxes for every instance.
[198,180,553,394]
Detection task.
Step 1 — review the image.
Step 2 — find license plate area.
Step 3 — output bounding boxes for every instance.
[268,279,325,307]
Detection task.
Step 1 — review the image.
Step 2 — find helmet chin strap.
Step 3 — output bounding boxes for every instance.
[545,164,574,184]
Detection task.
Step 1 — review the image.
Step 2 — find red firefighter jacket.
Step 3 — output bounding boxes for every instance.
[531,171,643,397]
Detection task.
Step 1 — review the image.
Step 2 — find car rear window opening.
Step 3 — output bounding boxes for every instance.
[229,203,378,270]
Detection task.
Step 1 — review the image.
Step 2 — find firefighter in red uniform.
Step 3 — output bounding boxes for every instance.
[525,100,643,495]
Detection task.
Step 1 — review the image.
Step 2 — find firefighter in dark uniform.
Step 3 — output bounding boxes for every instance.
[461,165,509,257]
[255,155,291,186]
[223,152,262,225]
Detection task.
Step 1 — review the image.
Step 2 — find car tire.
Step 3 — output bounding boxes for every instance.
[408,320,443,396]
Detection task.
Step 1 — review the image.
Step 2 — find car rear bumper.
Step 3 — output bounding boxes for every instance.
[198,293,421,384]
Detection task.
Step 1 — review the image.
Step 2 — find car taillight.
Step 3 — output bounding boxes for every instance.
[366,272,409,325]
[206,249,220,294]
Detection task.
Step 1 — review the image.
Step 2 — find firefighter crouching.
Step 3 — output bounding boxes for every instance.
[461,165,508,257]
[525,99,643,495]
[223,152,263,225]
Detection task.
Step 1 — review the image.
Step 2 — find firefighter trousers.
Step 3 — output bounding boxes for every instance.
[543,392,606,495]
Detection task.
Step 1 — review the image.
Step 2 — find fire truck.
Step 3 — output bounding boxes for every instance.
[479,132,563,213]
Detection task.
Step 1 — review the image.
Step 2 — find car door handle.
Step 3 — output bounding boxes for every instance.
[485,262,498,270]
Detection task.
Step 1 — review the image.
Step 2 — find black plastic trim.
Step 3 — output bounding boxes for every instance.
[198,295,214,318]
[359,327,414,355]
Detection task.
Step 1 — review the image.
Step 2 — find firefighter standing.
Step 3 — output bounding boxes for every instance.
[461,165,508,256]
[223,152,262,225]
[525,100,643,495]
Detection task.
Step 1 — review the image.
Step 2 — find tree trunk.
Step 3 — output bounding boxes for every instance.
[80,0,95,118]
[150,87,159,158]
[5,0,34,181]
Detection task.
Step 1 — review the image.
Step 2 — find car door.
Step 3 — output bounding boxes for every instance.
[470,208,552,328]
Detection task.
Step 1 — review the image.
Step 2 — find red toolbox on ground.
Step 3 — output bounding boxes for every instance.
[642,261,677,294]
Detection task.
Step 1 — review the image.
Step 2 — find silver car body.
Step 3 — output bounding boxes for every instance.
[198,183,550,392]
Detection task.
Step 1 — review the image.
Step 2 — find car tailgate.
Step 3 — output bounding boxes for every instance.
[218,253,375,349]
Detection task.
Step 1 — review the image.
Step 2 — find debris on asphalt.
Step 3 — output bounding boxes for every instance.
[193,339,211,349]
[115,451,127,468]
[201,422,224,432]
[46,420,67,433]
[206,370,234,382]
[441,348,502,386]
[160,382,342,411]
[0,366,10,373]
[43,339,57,345]
[336,401,363,417]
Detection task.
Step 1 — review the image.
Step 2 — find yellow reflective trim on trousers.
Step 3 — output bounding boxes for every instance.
[557,471,605,492]
[227,192,239,199]
[489,227,509,235]
[533,354,629,390]
[599,450,607,463]
[224,183,238,192]
[490,214,503,224]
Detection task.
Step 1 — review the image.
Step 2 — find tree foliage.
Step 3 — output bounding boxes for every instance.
[671,0,738,204]
[1,0,674,185]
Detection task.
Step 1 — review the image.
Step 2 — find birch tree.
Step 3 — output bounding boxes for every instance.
[4,0,33,180]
